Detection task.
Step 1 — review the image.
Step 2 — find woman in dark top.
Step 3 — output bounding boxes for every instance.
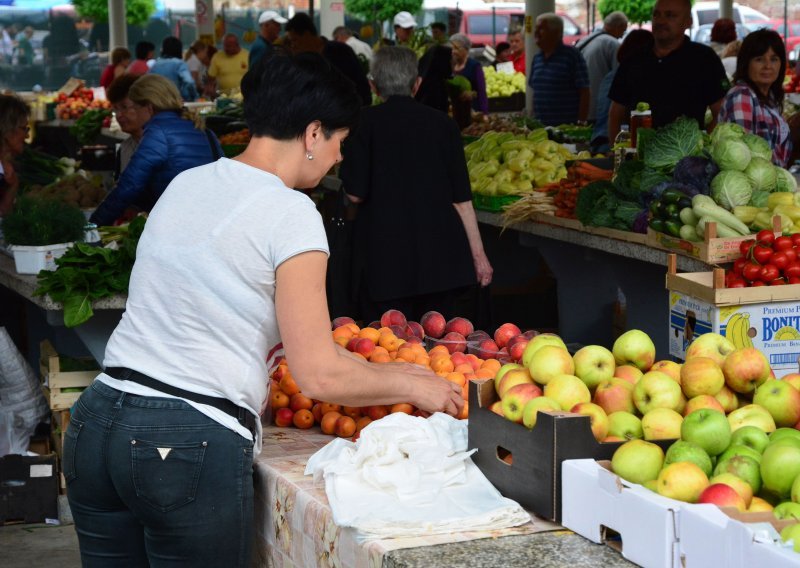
[0,95,29,216]
[450,33,488,118]
[415,43,453,113]
[340,47,493,324]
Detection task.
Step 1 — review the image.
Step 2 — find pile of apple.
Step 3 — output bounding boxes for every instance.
[55,88,111,121]
[269,309,538,438]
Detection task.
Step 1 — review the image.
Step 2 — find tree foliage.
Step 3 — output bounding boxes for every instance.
[72,0,157,27]
[344,0,424,26]
[597,0,656,26]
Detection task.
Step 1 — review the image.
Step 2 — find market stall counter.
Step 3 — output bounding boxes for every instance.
[253,423,636,568]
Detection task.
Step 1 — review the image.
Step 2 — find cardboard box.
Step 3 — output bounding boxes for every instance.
[561,459,681,568]
[467,379,673,522]
[0,453,59,525]
[679,505,800,567]
[666,260,800,377]
[39,341,98,410]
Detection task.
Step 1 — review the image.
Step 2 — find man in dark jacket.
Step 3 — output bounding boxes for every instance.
[284,13,371,106]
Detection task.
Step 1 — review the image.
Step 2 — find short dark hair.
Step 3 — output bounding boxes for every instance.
[617,29,653,63]
[135,41,155,60]
[710,18,737,44]
[111,47,131,65]
[495,41,510,54]
[734,29,786,105]
[241,53,361,140]
[106,74,140,103]
[431,22,446,32]
[286,13,318,36]
[161,36,183,59]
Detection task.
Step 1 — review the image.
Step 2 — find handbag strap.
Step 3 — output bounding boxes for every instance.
[206,129,221,161]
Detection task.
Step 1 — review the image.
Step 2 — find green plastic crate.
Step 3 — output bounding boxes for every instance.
[472,194,521,212]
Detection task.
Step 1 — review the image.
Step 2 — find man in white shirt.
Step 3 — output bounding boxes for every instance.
[332,26,372,64]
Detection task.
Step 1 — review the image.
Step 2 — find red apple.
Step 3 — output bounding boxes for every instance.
[274,407,294,427]
[494,323,522,349]
[420,311,446,339]
[697,483,747,511]
[593,378,635,415]
[501,383,542,423]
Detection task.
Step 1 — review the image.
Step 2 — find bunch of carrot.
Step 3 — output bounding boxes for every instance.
[534,161,613,219]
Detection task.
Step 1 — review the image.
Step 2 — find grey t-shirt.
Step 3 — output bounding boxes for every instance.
[577,32,620,121]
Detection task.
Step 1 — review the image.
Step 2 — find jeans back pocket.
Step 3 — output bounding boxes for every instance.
[62,418,84,484]
[131,437,207,512]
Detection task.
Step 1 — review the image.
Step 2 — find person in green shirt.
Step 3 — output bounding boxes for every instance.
[15,26,34,65]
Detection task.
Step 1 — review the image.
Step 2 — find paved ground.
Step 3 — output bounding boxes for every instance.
[0,523,80,567]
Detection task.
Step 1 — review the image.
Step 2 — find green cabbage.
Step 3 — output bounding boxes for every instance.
[749,190,770,208]
[711,170,753,210]
[744,157,777,192]
[710,122,746,147]
[641,117,704,174]
[711,138,751,172]
[775,167,798,193]
[742,134,772,162]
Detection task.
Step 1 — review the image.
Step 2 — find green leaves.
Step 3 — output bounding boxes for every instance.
[72,0,156,26]
[598,0,656,25]
[344,0,424,27]
[2,197,87,246]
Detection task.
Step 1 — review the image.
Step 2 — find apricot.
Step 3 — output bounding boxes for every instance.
[358,327,381,343]
[311,403,323,423]
[270,389,290,410]
[332,326,354,341]
[292,409,314,429]
[344,322,360,335]
[481,359,502,374]
[396,348,416,363]
[319,402,342,415]
[342,406,363,419]
[390,403,414,414]
[453,363,474,375]
[289,392,313,412]
[457,401,469,420]
[320,411,342,435]
[370,352,392,363]
[279,374,300,397]
[474,368,496,380]
[461,381,470,400]
[445,372,466,387]
[428,345,450,358]
[355,415,372,433]
[430,356,454,374]
[465,354,483,371]
[414,354,431,367]
[335,415,357,438]
[334,336,350,348]
[378,333,401,352]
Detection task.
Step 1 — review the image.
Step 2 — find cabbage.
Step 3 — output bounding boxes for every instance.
[640,117,704,174]
[749,190,769,208]
[673,156,719,194]
[711,170,753,210]
[710,122,746,147]
[775,167,798,193]
[742,134,772,162]
[711,138,751,172]
[744,157,777,192]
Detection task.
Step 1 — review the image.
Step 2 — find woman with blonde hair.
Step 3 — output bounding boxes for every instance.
[0,94,29,216]
[100,47,131,89]
[90,74,222,225]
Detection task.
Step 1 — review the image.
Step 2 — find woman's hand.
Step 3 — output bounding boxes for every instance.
[473,251,493,287]
[400,364,465,417]
[459,90,476,102]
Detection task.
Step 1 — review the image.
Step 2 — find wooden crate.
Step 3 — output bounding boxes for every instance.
[525,212,649,245]
[39,341,98,410]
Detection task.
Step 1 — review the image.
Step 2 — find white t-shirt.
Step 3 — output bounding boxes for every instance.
[346,36,373,62]
[186,53,203,73]
[97,158,329,448]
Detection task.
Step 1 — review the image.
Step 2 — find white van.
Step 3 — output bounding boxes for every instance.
[691,2,770,35]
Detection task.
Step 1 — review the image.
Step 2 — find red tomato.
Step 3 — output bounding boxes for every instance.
[760,264,780,282]
[785,262,800,279]
[774,236,794,251]
[733,257,748,275]
[756,229,775,246]
[726,277,747,288]
[771,278,787,286]
[792,234,800,247]
[790,276,800,285]
[785,248,798,263]
[742,262,762,281]
[752,245,773,265]
[739,239,756,257]
[751,280,767,287]
[772,251,790,271]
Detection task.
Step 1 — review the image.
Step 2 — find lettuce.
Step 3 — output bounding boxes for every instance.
[742,134,772,162]
[711,138,751,172]
[743,157,777,192]
[642,117,704,174]
[710,122,746,147]
[776,167,798,193]
[711,170,753,210]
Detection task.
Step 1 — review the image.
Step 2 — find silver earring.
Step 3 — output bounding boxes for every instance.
[306,152,314,160]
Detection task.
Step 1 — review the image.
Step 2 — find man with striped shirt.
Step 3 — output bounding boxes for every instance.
[528,13,590,126]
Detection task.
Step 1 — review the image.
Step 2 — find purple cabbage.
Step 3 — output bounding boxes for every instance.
[673,156,719,195]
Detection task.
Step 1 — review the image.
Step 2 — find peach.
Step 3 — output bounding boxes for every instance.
[331,316,355,329]
[368,320,381,329]
[352,338,376,358]
[405,335,424,345]
[475,338,500,359]
[406,321,425,340]
[391,403,414,414]
[335,415,357,438]
[390,324,409,340]
[442,331,467,354]
[494,323,522,349]
[445,317,474,337]
[467,330,491,343]
[380,309,407,329]
[289,392,313,412]
[320,411,342,435]
[292,408,314,429]
[507,335,529,362]
[270,389,290,410]
[345,337,360,352]
[421,310,447,339]
[274,407,294,427]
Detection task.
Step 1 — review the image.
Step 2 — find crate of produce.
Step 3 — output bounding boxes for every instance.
[0,453,59,525]
[665,255,800,377]
[561,459,681,568]
[39,341,98,410]
[648,220,757,264]
[487,92,525,113]
[468,379,672,522]
[472,193,521,212]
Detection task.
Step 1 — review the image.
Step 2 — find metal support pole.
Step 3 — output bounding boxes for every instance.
[108,0,127,50]
[524,0,555,117]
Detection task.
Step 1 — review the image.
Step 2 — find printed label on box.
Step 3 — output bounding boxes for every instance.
[30,464,53,478]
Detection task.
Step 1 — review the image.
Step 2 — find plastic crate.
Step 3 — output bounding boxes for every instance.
[487,92,525,113]
[472,193,521,212]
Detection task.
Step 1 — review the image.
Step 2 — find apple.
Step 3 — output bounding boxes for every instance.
[682,408,731,457]
[501,383,542,423]
[613,364,643,385]
[543,374,591,412]
[718,444,762,465]
[683,394,725,416]
[730,425,770,454]
[494,363,523,391]
[714,385,739,413]
[664,440,713,477]
[727,404,776,434]
[612,329,656,372]
[650,360,682,384]
[593,378,635,415]
[715,455,762,494]
[528,345,575,385]
[521,333,567,368]
[607,411,643,440]
[494,323,522,349]
[420,311,446,338]
[489,400,504,416]
[680,357,725,398]
[274,407,294,427]
[610,439,665,485]
[709,472,754,507]
[770,428,800,446]
[721,348,771,394]
[685,333,736,366]
[445,317,473,338]
[748,496,773,511]
[497,368,534,398]
[506,335,529,362]
[633,371,683,414]
[380,309,407,329]
[782,373,800,391]
[521,396,561,429]
[698,483,747,511]
[753,380,800,428]
[782,523,800,552]
[572,345,616,391]
[571,402,609,442]
[774,502,800,520]
[761,443,800,499]
[331,316,355,329]
[792,472,800,504]
[641,408,683,441]
[656,461,709,503]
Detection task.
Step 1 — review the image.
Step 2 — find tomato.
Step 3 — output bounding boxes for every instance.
[733,257,748,275]
[752,245,774,265]
[785,262,800,279]
[756,229,775,246]
[774,236,794,251]
[726,276,747,288]
[751,280,766,287]
[771,278,787,286]
[772,251,790,271]
[792,234,800,247]
[742,262,762,282]
[739,239,756,257]
[785,248,798,263]
[759,264,780,282]
[790,276,800,285]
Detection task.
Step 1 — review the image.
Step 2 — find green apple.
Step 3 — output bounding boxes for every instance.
[767,437,800,451]
[543,374,590,412]
[682,408,731,457]
[656,462,709,503]
[607,411,643,440]
[634,371,683,414]
[774,501,800,520]
[762,443,800,499]
[642,408,683,441]
[718,444,762,464]
[727,404,776,434]
[714,455,762,494]
[753,380,800,427]
[792,472,800,504]
[593,378,635,415]
[643,479,659,492]
[664,440,713,477]
[611,439,664,485]
[770,427,800,445]
[612,329,656,372]
[729,425,770,454]
[494,363,523,392]
[573,345,616,391]
[528,345,574,385]
[521,333,567,368]
[781,523,800,552]
[521,396,561,430]
[685,332,735,366]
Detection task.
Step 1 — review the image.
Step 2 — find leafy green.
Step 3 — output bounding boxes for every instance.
[34,216,146,327]
[742,134,772,162]
[711,138,751,172]
[710,170,753,210]
[743,157,777,192]
[72,0,155,25]
[776,167,798,193]
[598,0,654,25]
[2,196,86,246]
[641,117,704,175]
[613,159,645,201]
[640,167,671,193]
[576,180,641,230]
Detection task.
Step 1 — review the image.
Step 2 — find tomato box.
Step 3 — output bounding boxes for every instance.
[39,341,98,411]
[467,379,673,522]
[0,453,59,525]
[666,256,800,377]
[561,459,681,568]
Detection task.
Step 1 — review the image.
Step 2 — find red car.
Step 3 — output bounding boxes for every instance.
[455,7,588,48]
[761,19,800,58]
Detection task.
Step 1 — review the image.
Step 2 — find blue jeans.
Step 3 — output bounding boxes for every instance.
[64,381,255,567]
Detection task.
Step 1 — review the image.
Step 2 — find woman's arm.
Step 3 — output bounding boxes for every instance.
[0,162,18,216]
[275,251,464,415]
[452,201,493,287]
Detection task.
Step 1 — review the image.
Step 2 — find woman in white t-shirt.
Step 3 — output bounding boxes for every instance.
[64,52,464,567]
[185,40,211,93]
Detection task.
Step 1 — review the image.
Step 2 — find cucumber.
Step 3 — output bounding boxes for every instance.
[649,218,665,233]
[665,219,682,238]
[679,207,699,226]
[679,224,701,242]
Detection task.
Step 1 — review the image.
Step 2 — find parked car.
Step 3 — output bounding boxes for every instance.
[762,19,800,59]
[692,23,750,45]
[690,2,770,37]
[453,6,587,48]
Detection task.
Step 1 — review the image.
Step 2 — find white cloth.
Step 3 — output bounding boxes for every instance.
[98,158,329,449]
[346,36,373,62]
[305,413,531,539]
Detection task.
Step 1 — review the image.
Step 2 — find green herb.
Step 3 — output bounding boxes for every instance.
[70,108,111,146]
[34,216,146,327]
[2,196,86,246]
